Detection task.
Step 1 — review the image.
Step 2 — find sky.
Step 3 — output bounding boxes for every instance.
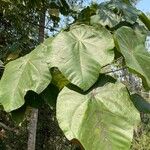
[136,0,150,12]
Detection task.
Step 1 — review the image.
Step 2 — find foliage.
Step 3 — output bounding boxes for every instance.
[0,0,150,149]
[0,0,39,60]
[0,38,52,111]
[0,0,76,61]
[50,24,114,90]
[114,27,150,89]
[131,114,150,150]
[91,0,140,28]
[57,75,140,150]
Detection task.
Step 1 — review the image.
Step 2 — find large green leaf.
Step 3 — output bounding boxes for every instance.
[57,75,140,150]
[0,38,52,112]
[114,27,150,89]
[107,1,140,24]
[91,1,140,28]
[50,25,114,90]
[91,6,121,28]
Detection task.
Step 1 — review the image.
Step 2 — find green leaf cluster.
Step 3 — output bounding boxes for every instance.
[0,1,150,149]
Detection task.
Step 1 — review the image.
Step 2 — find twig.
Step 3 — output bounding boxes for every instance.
[104,67,127,74]
[101,57,123,69]
[0,122,15,132]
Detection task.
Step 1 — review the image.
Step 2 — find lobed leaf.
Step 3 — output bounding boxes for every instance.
[57,75,140,150]
[50,24,114,91]
[91,6,121,28]
[107,1,140,24]
[91,1,140,28]
[0,38,53,112]
[114,27,150,89]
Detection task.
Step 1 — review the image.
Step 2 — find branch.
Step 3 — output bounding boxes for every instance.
[101,57,123,69]
[0,122,16,132]
[104,67,127,74]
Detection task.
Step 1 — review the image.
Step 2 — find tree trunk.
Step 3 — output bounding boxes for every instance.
[38,11,45,43]
[27,108,39,150]
[27,10,45,150]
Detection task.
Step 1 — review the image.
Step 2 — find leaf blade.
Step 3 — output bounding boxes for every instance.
[114,27,150,89]
[0,38,52,112]
[51,25,114,90]
[57,76,140,150]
